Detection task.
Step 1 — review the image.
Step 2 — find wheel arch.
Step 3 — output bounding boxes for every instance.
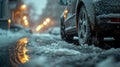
[76,0,96,31]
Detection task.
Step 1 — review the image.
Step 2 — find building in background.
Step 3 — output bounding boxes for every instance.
[32,0,65,33]
[0,0,16,29]
[0,0,9,19]
[12,2,30,28]
[0,0,30,30]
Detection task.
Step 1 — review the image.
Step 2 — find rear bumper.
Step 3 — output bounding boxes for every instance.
[96,14,120,33]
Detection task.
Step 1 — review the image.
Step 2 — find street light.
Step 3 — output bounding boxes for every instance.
[24,19,29,26]
[23,16,27,20]
[8,19,11,30]
[46,18,51,22]
[43,21,48,25]
[20,4,27,10]
[36,24,44,32]
[8,19,11,23]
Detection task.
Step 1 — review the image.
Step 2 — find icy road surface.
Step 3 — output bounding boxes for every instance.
[0,29,31,67]
[0,29,120,67]
[0,29,30,47]
[17,33,120,67]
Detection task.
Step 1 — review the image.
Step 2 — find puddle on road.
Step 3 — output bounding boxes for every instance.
[10,37,30,66]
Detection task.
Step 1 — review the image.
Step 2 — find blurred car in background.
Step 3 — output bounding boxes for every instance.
[47,27,60,35]
[10,24,32,34]
[0,18,10,30]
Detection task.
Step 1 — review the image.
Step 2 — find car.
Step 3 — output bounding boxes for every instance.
[0,18,10,30]
[59,0,120,48]
[47,27,60,35]
[10,24,32,34]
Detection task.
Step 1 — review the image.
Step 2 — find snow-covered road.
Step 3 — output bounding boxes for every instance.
[0,29,30,67]
[0,29,120,67]
[0,29,31,47]
[19,34,120,67]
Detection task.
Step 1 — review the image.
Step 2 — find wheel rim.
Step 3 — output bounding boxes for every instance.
[78,10,88,46]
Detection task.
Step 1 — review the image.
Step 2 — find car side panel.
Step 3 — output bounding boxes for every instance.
[64,0,77,34]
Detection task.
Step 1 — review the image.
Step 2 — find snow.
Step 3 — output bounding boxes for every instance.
[17,33,120,67]
[93,0,120,15]
[0,29,31,67]
[46,27,60,35]
[0,29,31,47]
[0,29,120,67]
[93,0,101,3]
[96,57,116,67]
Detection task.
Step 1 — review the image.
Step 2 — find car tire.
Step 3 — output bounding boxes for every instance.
[77,6,92,46]
[77,6,106,48]
[60,17,73,42]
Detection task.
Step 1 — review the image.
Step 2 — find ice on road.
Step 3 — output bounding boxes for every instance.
[0,29,120,67]
[0,29,30,47]
[19,33,120,67]
[0,29,31,67]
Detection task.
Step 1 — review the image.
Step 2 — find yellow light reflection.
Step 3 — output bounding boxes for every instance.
[64,9,69,19]
[64,9,68,14]
[16,38,30,64]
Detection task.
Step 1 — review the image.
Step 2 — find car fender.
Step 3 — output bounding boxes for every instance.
[76,0,95,30]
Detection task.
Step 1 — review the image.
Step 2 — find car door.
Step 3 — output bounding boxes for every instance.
[64,0,77,33]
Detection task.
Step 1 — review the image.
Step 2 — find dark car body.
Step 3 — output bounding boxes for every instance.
[0,18,10,30]
[10,24,32,34]
[59,0,120,48]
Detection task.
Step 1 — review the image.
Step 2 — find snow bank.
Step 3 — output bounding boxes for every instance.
[16,33,120,67]
[0,29,30,47]
[27,41,81,57]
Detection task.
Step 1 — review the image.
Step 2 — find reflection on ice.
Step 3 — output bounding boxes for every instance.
[10,37,30,66]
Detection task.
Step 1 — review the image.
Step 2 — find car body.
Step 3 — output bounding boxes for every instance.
[0,18,10,30]
[59,0,120,48]
[47,27,60,35]
[10,24,32,34]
